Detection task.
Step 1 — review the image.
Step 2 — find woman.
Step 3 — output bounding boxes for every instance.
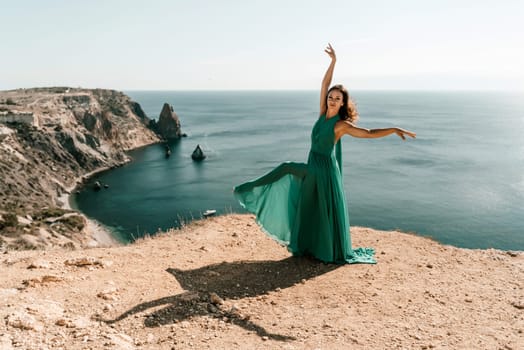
[234,44,416,264]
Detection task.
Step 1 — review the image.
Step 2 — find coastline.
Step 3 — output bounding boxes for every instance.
[58,163,130,248]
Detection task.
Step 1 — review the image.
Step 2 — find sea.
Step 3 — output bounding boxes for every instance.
[71,90,524,251]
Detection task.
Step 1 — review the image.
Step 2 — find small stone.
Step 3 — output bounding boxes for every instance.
[16,216,32,226]
[65,257,95,266]
[349,336,359,344]
[209,292,224,305]
[27,259,50,269]
[426,263,433,268]
[207,304,219,313]
[262,336,269,341]
[55,318,68,326]
[64,257,107,267]
[6,311,43,331]
[22,275,64,287]
[97,286,118,300]
[511,301,524,310]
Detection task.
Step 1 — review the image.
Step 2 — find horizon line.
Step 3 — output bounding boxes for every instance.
[2,87,523,94]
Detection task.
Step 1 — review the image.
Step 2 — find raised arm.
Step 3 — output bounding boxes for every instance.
[320,43,336,116]
[334,120,416,142]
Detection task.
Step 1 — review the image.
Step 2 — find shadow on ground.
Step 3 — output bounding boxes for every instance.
[103,256,339,341]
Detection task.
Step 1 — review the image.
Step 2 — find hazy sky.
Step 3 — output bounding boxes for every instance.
[2,0,523,90]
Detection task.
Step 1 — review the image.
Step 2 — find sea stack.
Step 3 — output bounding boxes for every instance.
[191,144,206,161]
[155,103,182,140]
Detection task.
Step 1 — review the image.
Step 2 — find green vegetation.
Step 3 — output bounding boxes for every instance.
[1,212,18,228]
[33,208,85,231]
[34,207,70,220]
[60,214,85,231]
[9,238,37,250]
[106,98,126,117]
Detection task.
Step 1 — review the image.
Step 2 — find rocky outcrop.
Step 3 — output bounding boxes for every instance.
[0,87,164,250]
[0,125,14,141]
[192,144,206,161]
[151,103,182,140]
[0,111,35,126]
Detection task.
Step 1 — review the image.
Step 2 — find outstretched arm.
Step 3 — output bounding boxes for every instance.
[335,120,416,142]
[320,43,336,116]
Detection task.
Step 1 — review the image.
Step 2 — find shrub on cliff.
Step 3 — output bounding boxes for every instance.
[9,237,37,250]
[34,207,70,220]
[61,215,85,231]
[1,212,18,228]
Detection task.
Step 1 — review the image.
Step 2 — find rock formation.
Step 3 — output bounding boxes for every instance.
[151,103,182,140]
[191,144,206,161]
[0,87,164,250]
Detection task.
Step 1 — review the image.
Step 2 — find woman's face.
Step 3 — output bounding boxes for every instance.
[327,90,344,111]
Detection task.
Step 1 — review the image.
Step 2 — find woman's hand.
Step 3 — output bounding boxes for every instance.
[395,128,417,140]
[324,43,336,62]
[320,43,337,115]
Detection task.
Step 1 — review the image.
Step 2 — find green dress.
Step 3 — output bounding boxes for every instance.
[234,114,376,264]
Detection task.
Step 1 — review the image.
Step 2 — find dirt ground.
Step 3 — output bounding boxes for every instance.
[1,214,522,349]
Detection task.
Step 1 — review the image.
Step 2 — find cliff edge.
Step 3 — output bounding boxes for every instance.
[0,214,522,349]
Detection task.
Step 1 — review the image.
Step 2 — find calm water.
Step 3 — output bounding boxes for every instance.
[72,91,524,250]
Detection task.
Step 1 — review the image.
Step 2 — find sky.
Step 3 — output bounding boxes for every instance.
[1,0,523,91]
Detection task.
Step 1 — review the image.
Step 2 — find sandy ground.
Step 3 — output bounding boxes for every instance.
[0,214,522,349]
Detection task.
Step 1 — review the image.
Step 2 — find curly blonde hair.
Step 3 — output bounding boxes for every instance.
[327,84,359,123]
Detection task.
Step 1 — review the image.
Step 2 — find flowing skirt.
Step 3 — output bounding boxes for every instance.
[234,151,375,264]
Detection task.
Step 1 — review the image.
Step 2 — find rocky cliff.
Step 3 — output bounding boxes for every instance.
[0,87,166,250]
[150,103,183,140]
